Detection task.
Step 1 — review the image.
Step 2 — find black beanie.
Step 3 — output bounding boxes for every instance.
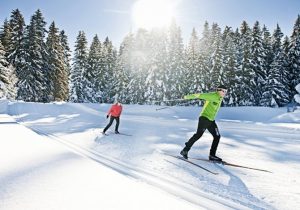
[217,85,227,89]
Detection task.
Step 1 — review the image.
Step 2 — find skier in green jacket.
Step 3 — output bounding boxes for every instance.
[180,85,227,161]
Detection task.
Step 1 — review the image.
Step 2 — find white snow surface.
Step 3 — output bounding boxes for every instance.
[296,83,300,93]
[295,84,300,104]
[1,100,300,210]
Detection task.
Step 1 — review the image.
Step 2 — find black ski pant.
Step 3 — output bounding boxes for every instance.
[103,116,120,133]
[184,116,221,156]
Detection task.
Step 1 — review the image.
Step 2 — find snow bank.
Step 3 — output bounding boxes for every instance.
[217,106,286,123]
[295,83,300,104]
[296,83,300,93]
[0,99,8,113]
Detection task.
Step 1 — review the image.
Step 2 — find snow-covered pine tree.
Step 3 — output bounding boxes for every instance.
[221,26,238,106]
[250,21,266,105]
[262,25,273,72]
[199,22,213,91]
[17,9,49,102]
[102,37,117,103]
[0,40,17,99]
[185,28,203,96]
[82,35,103,103]
[231,28,243,105]
[59,30,71,101]
[126,29,149,104]
[7,9,25,66]
[261,24,289,107]
[5,69,18,100]
[271,24,284,61]
[259,25,274,106]
[209,23,223,89]
[113,32,134,104]
[144,28,168,103]
[4,9,26,99]
[0,19,13,54]
[46,22,68,101]
[0,40,9,98]
[261,53,290,107]
[69,31,88,102]
[280,36,292,102]
[238,21,255,106]
[166,20,185,100]
[287,15,300,100]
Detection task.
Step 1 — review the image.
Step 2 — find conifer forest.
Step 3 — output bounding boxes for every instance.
[1,9,300,107]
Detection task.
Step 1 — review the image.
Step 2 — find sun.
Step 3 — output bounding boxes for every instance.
[131,0,174,30]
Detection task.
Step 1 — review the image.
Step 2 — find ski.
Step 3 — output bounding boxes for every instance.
[191,157,272,173]
[99,132,132,136]
[117,133,132,136]
[165,153,218,175]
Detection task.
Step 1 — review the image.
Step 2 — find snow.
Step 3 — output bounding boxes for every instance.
[1,100,300,210]
[296,83,300,93]
[295,83,300,104]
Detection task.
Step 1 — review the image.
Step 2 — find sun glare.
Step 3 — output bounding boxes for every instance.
[132,0,174,30]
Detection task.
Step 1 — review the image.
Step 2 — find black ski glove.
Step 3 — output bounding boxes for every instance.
[106,115,109,118]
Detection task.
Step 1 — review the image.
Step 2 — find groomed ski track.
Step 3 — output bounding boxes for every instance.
[7,103,249,210]
[9,102,298,209]
[13,122,246,210]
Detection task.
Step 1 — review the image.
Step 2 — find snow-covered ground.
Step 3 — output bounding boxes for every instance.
[1,100,300,210]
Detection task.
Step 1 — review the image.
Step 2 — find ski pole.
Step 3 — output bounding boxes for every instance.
[156,106,170,111]
[155,100,198,111]
[147,98,187,105]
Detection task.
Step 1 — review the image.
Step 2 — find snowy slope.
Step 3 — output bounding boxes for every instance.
[1,100,300,209]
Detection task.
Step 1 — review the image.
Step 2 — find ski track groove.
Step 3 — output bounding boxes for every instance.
[28,127,249,210]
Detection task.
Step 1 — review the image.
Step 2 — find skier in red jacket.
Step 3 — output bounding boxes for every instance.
[102,102,123,134]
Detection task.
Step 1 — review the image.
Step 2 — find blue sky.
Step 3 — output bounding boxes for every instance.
[1,0,300,50]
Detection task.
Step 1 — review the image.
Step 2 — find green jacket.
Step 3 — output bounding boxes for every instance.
[184,92,223,121]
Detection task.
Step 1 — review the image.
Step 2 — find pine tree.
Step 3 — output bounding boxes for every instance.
[144,29,168,103]
[7,9,25,65]
[261,24,289,107]
[287,15,300,100]
[209,23,223,89]
[166,20,185,100]
[0,40,10,98]
[59,30,71,101]
[114,32,134,104]
[259,25,273,106]
[69,31,88,102]
[272,24,284,58]
[185,28,203,94]
[46,22,68,101]
[83,34,103,103]
[199,21,213,91]
[238,21,255,105]
[262,25,273,77]
[0,19,13,54]
[126,29,149,104]
[281,36,292,101]
[261,51,289,107]
[250,21,266,105]
[221,26,238,106]
[0,41,17,99]
[5,9,27,98]
[102,37,117,102]
[17,9,48,102]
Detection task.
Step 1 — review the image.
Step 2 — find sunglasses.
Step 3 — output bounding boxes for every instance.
[217,88,227,93]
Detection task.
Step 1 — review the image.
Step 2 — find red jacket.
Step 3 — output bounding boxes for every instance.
[107,103,122,117]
